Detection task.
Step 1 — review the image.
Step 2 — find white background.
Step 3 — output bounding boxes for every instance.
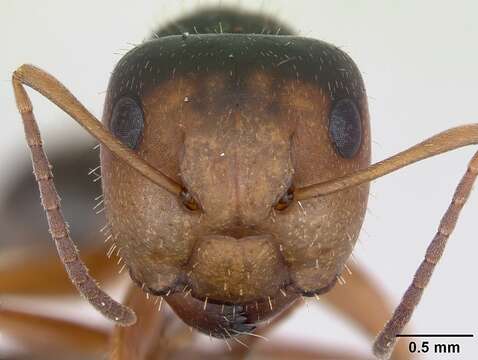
[1,0,477,358]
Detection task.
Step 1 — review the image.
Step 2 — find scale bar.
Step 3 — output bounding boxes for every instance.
[396,334,474,338]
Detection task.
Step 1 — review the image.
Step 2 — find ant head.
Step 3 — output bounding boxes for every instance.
[100,8,370,337]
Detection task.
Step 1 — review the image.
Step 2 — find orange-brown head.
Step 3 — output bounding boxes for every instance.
[101,8,370,337]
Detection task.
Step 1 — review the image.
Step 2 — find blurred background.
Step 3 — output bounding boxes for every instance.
[1,0,477,358]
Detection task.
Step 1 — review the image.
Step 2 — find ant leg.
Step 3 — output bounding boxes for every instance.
[231,262,412,359]
[110,283,196,359]
[12,69,135,326]
[323,263,410,360]
[373,150,478,359]
[0,245,117,296]
[0,144,119,296]
[0,304,108,356]
[0,246,118,357]
[232,263,412,359]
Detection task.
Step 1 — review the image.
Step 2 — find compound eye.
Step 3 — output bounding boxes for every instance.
[110,97,144,150]
[329,98,362,158]
[274,186,294,211]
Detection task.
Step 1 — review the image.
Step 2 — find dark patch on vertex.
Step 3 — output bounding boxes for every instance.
[104,34,366,127]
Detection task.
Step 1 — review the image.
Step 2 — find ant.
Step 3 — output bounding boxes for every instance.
[5,5,477,360]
